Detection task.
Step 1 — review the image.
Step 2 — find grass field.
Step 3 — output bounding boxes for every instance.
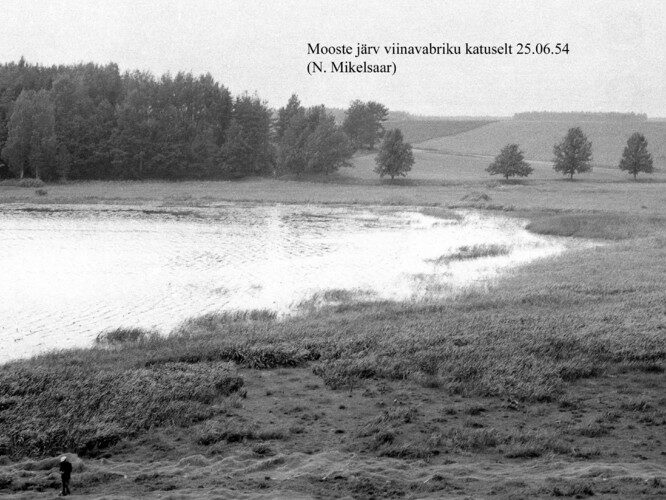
[2,151,666,214]
[382,119,494,144]
[418,119,666,171]
[1,150,666,497]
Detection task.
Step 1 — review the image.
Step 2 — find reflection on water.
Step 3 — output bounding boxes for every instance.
[1,204,568,361]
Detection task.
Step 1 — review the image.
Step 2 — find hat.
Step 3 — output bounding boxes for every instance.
[60,456,67,462]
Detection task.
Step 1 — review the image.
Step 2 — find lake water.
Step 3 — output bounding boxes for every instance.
[1,204,570,362]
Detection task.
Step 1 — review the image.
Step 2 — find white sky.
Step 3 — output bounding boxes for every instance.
[2,0,665,116]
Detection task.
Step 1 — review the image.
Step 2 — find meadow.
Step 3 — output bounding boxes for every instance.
[418,119,666,170]
[1,132,665,497]
[381,119,493,144]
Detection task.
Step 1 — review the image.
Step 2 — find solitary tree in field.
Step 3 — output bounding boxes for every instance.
[553,127,592,180]
[374,128,414,181]
[619,132,653,180]
[486,144,533,180]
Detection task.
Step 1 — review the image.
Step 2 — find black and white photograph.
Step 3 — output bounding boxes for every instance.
[0,0,665,498]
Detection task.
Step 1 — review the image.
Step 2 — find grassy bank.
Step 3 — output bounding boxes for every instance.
[2,139,666,214]
[1,206,665,497]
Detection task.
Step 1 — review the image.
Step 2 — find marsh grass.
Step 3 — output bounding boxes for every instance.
[0,358,244,458]
[95,327,159,345]
[430,243,511,264]
[295,289,377,314]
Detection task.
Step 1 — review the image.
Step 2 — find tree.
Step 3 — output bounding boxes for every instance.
[366,101,389,147]
[276,103,353,176]
[619,132,653,180]
[275,94,303,141]
[1,92,32,178]
[486,143,533,180]
[218,119,253,178]
[276,110,308,176]
[52,73,117,180]
[1,89,55,179]
[553,127,592,180]
[110,75,158,179]
[374,128,414,181]
[302,113,353,175]
[226,94,274,176]
[342,100,388,150]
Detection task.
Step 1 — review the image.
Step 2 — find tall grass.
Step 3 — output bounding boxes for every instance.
[0,355,244,458]
[95,327,158,345]
[430,244,510,264]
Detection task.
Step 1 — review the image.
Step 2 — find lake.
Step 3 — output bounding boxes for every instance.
[1,204,572,361]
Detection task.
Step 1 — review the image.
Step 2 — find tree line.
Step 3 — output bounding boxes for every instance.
[487,127,654,181]
[0,59,398,181]
[513,111,648,122]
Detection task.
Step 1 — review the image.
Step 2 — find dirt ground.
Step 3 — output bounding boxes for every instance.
[2,365,664,499]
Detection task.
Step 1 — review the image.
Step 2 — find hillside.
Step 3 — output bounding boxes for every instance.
[418,120,666,170]
[383,119,494,144]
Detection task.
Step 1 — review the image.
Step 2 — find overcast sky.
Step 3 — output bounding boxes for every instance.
[2,0,664,116]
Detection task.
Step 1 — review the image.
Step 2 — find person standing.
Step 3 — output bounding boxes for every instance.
[59,455,72,496]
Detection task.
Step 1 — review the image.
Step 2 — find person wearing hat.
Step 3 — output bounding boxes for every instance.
[59,455,72,496]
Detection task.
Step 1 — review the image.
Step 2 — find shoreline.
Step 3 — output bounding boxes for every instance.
[1,204,580,364]
[1,180,665,498]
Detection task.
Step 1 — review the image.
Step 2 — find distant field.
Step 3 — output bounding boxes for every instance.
[349,148,662,184]
[418,120,666,170]
[383,119,494,144]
